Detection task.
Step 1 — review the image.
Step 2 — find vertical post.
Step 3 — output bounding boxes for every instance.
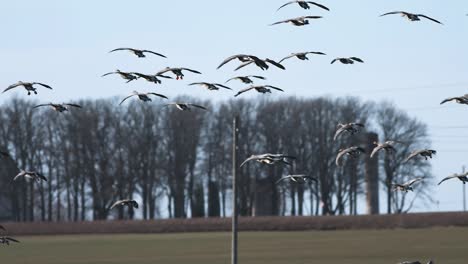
[232,116,239,264]
[463,166,466,212]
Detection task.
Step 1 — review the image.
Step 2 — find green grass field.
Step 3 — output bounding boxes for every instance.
[2,227,467,264]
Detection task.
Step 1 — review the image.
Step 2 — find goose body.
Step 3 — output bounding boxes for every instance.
[334,122,365,141]
[234,85,283,97]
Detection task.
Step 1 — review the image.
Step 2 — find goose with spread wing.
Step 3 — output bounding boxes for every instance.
[334,122,365,141]
[270,16,322,26]
[13,170,47,182]
[3,81,52,95]
[404,149,436,162]
[276,174,317,184]
[277,1,330,12]
[336,146,366,166]
[240,154,296,167]
[380,11,442,24]
[0,237,20,246]
[163,103,208,111]
[102,70,137,83]
[370,141,401,158]
[392,177,423,192]
[234,85,284,97]
[189,82,232,91]
[226,75,266,84]
[131,72,172,84]
[440,95,468,105]
[279,51,326,63]
[110,199,139,210]
[438,172,468,185]
[331,57,364,65]
[120,91,168,105]
[109,48,167,58]
[156,67,201,80]
[33,103,82,112]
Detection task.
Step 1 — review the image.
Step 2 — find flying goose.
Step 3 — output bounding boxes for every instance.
[234,85,284,97]
[438,172,468,185]
[109,48,167,58]
[370,141,401,158]
[440,95,468,105]
[335,146,366,166]
[119,91,168,105]
[331,57,364,64]
[33,103,82,112]
[240,154,296,167]
[234,58,286,71]
[102,70,138,83]
[189,82,232,91]
[130,72,173,84]
[163,103,208,111]
[333,122,365,141]
[0,236,20,246]
[3,81,52,95]
[226,75,266,84]
[13,170,47,182]
[279,51,326,63]
[380,11,443,25]
[276,174,317,184]
[392,177,423,192]
[110,199,139,210]
[277,1,330,12]
[270,16,322,26]
[156,67,202,80]
[404,149,436,162]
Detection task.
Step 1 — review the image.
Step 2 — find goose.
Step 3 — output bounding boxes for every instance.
[234,85,284,97]
[110,199,139,210]
[33,103,82,112]
[130,72,173,84]
[119,91,168,105]
[438,172,468,185]
[0,237,20,246]
[279,51,326,63]
[335,146,366,166]
[331,57,364,64]
[380,11,443,25]
[370,141,401,158]
[392,177,423,192]
[277,1,330,12]
[404,149,436,162]
[102,70,138,83]
[3,81,52,95]
[109,48,167,58]
[189,82,232,91]
[234,58,285,71]
[240,154,296,167]
[440,95,468,105]
[13,170,47,182]
[270,16,322,26]
[225,75,266,84]
[333,122,365,141]
[163,103,208,111]
[276,174,317,184]
[156,67,202,80]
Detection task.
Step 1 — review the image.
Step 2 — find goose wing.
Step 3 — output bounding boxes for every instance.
[249,75,266,80]
[37,173,47,182]
[64,103,82,108]
[109,48,134,53]
[213,83,232,90]
[404,177,423,187]
[370,145,384,158]
[275,176,291,184]
[417,14,443,24]
[264,85,284,92]
[276,1,297,11]
[306,1,330,11]
[333,127,346,141]
[234,86,255,97]
[240,155,261,167]
[33,104,52,109]
[155,68,173,75]
[335,149,350,166]
[279,54,298,63]
[181,68,202,74]
[101,72,117,77]
[217,54,251,69]
[32,82,52,89]
[5,237,20,243]
[225,77,240,83]
[330,58,339,64]
[13,171,26,181]
[270,19,291,26]
[141,50,167,58]
[119,94,137,105]
[148,93,169,99]
[110,200,125,209]
[404,150,423,162]
[234,61,255,71]
[380,11,406,17]
[350,57,364,63]
[440,97,459,105]
[3,83,23,93]
[265,59,286,70]
[438,175,460,185]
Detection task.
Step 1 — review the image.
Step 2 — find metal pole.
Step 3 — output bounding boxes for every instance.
[463,166,466,212]
[231,116,239,264]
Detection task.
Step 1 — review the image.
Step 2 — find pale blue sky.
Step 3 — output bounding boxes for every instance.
[1,0,468,213]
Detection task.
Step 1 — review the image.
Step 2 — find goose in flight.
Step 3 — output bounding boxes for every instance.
[370,141,401,158]
[440,95,468,105]
[109,48,167,58]
[3,81,52,95]
[331,57,364,65]
[270,16,322,26]
[334,122,365,141]
[189,82,232,91]
[131,72,172,84]
[438,172,468,185]
[234,85,284,97]
[156,67,201,80]
[102,70,137,83]
[279,51,326,63]
[13,170,47,182]
[276,174,317,184]
[33,103,82,112]
[277,1,330,12]
[404,149,436,162]
[119,91,168,105]
[392,177,423,192]
[240,154,296,167]
[380,11,443,25]
[110,199,139,210]
[235,58,285,71]
[336,146,366,166]
[0,237,20,246]
[226,75,266,84]
[163,103,208,111]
